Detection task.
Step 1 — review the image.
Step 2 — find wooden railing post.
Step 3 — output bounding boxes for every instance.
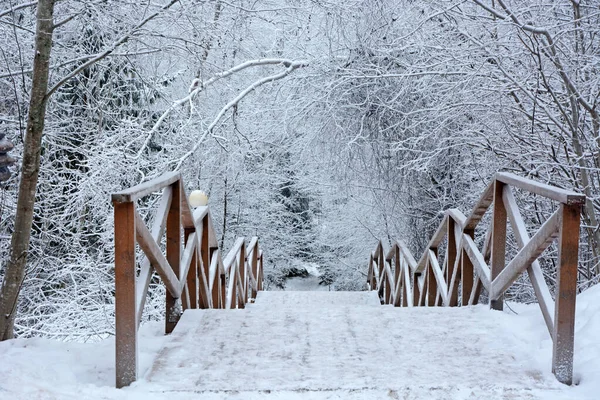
[250,243,259,300]
[490,181,507,311]
[461,230,474,306]
[552,203,581,385]
[447,218,458,306]
[258,253,264,291]
[393,247,401,307]
[426,252,437,306]
[184,228,198,310]
[412,272,421,306]
[114,200,137,388]
[165,181,181,334]
[201,215,212,308]
[238,243,246,309]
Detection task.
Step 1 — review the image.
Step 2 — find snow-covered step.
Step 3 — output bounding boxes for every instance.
[250,290,381,308]
[142,291,569,399]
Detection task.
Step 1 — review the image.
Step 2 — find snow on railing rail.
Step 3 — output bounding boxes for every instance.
[111,172,263,388]
[368,172,584,386]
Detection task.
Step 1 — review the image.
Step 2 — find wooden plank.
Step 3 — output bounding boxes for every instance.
[247,236,259,250]
[247,237,260,302]
[393,247,402,307]
[257,252,264,292]
[490,210,560,301]
[367,254,374,289]
[219,255,227,308]
[193,206,209,227]
[403,258,413,307]
[478,227,491,263]
[211,252,225,308]
[223,237,245,274]
[207,213,219,248]
[461,230,474,306]
[413,272,422,306]
[239,243,247,308]
[226,258,238,309]
[462,233,491,290]
[447,248,461,307]
[464,180,494,230]
[200,215,210,302]
[469,276,482,306]
[446,218,457,306]
[209,250,220,292]
[426,254,438,306]
[503,186,554,334]
[397,240,418,271]
[496,172,586,206]
[384,261,394,304]
[114,201,137,388]
[134,211,180,297]
[447,208,467,228]
[178,233,197,295]
[112,171,181,203]
[135,186,172,325]
[197,243,212,309]
[490,181,507,311]
[429,250,448,306]
[416,216,447,272]
[419,268,427,306]
[552,204,581,385]
[180,182,195,229]
[183,229,198,310]
[165,181,182,334]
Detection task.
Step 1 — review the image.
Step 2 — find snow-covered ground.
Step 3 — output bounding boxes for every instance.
[0,286,599,399]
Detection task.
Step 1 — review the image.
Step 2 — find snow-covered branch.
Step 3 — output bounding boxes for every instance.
[132,58,308,160]
[46,0,181,97]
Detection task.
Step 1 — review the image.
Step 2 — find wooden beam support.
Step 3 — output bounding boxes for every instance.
[503,186,555,335]
[461,229,474,306]
[183,229,198,310]
[135,186,172,325]
[552,204,581,385]
[490,181,507,311]
[426,254,437,306]
[165,181,181,334]
[490,210,560,300]
[464,180,494,230]
[447,218,458,306]
[114,201,137,388]
[134,211,180,297]
[429,250,448,306]
[416,216,447,272]
[462,233,491,290]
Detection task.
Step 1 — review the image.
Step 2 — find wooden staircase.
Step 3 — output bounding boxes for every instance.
[111,172,585,396]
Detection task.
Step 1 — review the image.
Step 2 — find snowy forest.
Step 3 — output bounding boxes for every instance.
[1,0,599,341]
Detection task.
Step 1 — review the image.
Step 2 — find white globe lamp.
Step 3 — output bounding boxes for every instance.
[189,190,208,207]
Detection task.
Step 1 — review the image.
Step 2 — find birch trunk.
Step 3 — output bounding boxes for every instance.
[0,0,55,340]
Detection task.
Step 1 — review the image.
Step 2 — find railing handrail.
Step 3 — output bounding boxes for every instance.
[112,172,263,388]
[368,173,583,386]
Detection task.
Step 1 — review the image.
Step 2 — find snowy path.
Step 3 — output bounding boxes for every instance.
[142,291,571,399]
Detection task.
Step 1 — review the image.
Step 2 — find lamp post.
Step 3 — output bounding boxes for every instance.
[0,132,14,182]
[189,190,208,207]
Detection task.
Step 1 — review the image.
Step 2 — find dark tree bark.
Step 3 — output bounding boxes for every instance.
[0,0,55,340]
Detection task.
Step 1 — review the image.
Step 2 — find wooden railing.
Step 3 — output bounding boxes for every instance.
[368,172,584,385]
[112,171,263,388]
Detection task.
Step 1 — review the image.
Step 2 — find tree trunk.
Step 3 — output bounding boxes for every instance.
[0,0,55,340]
